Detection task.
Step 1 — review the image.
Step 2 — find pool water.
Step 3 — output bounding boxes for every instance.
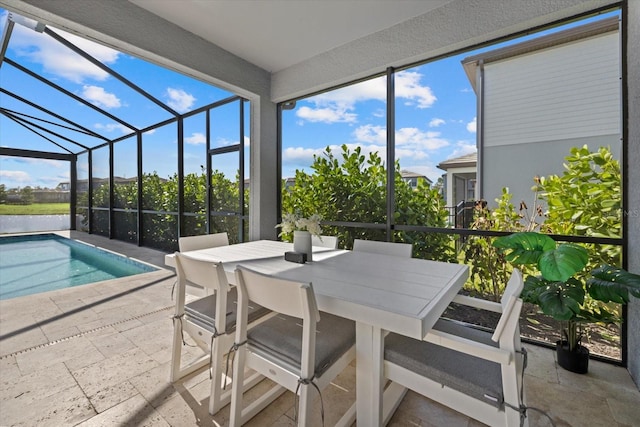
[0,234,157,300]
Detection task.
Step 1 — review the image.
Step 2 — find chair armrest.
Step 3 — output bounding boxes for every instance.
[423,329,512,365]
[452,294,502,313]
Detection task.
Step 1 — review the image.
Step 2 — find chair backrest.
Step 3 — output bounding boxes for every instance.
[234,265,319,321]
[353,239,412,258]
[174,252,229,294]
[311,235,339,249]
[178,232,229,252]
[491,294,523,347]
[500,269,524,311]
[234,265,320,377]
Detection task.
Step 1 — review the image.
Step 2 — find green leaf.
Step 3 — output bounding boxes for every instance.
[587,265,640,303]
[492,232,556,265]
[537,281,584,321]
[539,243,588,282]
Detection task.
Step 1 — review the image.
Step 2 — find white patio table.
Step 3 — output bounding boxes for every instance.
[165,240,468,426]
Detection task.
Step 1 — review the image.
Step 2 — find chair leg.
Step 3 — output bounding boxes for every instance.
[229,344,247,427]
[296,382,312,427]
[170,318,184,382]
[208,336,225,414]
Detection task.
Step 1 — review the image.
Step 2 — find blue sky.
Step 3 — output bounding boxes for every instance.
[0,8,618,190]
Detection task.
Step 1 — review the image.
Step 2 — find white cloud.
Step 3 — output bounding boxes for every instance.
[95,123,130,134]
[395,128,449,151]
[295,71,436,124]
[467,117,477,133]
[296,106,356,123]
[353,125,449,152]
[82,85,121,108]
[429,118,446,127]
[283,146,323,163]
[395,71,437,109]
[8,18,119,83]
[166,88,195,113]
[450,141,477,158]
[0,169,30,182]
[353,124,386,144]
[185,132,206,145]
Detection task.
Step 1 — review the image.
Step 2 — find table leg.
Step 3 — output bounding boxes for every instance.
[356,322,384,426]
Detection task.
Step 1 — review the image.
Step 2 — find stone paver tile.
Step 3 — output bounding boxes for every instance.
[0,295,60,320]
[0,355,21,382]
[556,356,639,397]
[122,318,174,356]
[86,327,137,358]
[16,336,104,374]
[525,374,618,427]
[0,325,49,358]
[87,380,139,413]
[75,394,170,427]
[152,386,214,427]
[0,379,95,426]
[35,307,100,332]
[72,347,159,397]
[607,388,640,425]
[111,317,145,332]
[522,343,559,383]
[0,362,92,427]
[129,362,177,408]
[388,390,470,427]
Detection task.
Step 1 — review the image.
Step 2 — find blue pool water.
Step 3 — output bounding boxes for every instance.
[0,234,157,300]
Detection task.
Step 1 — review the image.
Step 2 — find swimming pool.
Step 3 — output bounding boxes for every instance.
[0,234,157,300]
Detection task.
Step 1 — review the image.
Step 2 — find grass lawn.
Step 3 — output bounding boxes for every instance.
[0,203,70,215]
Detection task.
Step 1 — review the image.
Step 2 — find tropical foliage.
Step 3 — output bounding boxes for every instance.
[79,169,245,251]
[281,145,455,262]
[494,231,640,352]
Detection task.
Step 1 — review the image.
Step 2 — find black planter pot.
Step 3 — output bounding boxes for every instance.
[556,340,589,374]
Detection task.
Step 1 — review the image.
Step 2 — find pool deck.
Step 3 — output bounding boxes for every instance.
[1,231,639,426]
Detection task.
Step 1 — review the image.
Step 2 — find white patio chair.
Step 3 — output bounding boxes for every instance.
[177,232,229,296]
[382,269,528,427]
[170,253,271,415]
[229,265,356,426]
[353,238,412,257]
[178,231,229,252]
[311,234,339,249]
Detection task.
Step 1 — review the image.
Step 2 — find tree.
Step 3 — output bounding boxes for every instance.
[282,145,455,262]
[0,184,6,204]
[20,186,34,205]
[538,145,622,267]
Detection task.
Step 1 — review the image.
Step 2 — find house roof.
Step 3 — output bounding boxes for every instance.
[461,16,619,93]
[436,152,477,171]
[400,170,433,185]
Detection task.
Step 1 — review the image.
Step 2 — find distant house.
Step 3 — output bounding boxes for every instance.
[437,153,477,208]
[461,16,621,207]
[400,170,432,189]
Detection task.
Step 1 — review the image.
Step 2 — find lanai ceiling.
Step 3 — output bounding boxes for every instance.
[128,0,454,73]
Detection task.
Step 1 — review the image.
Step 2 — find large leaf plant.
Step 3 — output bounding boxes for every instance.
[493,232,640,352]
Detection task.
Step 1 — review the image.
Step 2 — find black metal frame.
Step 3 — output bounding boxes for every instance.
[1,18,249,248]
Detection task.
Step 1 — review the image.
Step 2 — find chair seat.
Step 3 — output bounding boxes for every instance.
[248,312,355,377]
[384,319,504,408]
[185,287,270,333]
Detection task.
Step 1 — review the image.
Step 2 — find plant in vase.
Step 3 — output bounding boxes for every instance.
[276,213,323,261]
[493,231,640,373]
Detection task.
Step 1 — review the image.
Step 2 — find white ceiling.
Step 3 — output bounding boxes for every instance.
[128,0,452,73]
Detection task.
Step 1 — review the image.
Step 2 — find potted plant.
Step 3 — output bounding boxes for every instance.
[493,231,640,373]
